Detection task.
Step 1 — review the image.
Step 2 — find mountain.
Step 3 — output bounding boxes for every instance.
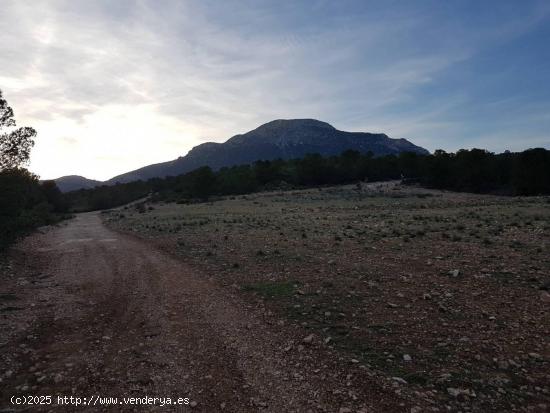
[105,119,429,184]
[52,175,102,192]
[54,119,428,191]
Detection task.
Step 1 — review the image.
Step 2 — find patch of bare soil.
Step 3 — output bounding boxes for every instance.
[105,182,550,412]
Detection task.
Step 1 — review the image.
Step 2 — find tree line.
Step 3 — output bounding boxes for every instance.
[65,147,550,212]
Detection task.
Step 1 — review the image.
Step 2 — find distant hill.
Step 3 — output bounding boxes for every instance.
[55,119,429,191]
[52,175,101,192]
[106,119,428,184]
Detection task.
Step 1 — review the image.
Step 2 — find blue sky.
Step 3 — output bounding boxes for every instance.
[1,0,549,180]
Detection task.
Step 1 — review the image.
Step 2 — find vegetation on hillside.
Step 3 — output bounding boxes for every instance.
[66,147,550,212]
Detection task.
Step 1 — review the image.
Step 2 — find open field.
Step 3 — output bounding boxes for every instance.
[105,181,550,412]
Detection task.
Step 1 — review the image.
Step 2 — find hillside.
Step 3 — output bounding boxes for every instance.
[55,119,429,190]
[106,119,428,184]
[51,175,102,192]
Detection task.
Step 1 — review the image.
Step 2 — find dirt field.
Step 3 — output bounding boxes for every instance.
[1,181,549,412]
[1,206,411,412]
[102,181,550,412]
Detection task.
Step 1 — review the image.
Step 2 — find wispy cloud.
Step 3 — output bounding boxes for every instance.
[0,0,548,180]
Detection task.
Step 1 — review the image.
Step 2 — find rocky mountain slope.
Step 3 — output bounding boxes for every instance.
[55,119,429,190]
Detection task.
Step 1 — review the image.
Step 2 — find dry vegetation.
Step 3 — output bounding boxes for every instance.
[105,181,550,412]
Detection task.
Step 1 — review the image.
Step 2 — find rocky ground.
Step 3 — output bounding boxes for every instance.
[102,181,550,412]
[2,206,420,413]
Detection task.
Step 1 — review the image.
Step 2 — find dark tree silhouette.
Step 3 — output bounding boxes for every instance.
[0,90,67,250]
[0,89,37,170]
[65,146,550,213]
[190,166,217,200]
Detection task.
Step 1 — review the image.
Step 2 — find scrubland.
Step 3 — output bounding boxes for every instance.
[105,181,550,412]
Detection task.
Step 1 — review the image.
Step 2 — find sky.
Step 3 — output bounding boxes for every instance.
[1,0,549,181]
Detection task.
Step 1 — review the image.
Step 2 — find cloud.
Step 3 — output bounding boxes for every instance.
[0,0,548,180]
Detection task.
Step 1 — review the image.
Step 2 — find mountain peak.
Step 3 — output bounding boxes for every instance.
[226,118,338,146]
[52,175,101,192]
[254,118,336,132]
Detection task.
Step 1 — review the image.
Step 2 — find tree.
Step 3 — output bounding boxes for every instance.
[253,159,283,185]
[425,149,453,189]
[0,168,47,250]
[41,180,69,212]
[218,165,258,194]
[0,89,37,170]
[454,149,495,193]
[0,90,45,250]
[296,153,332,185]
[513,148,550,195]
[189,166,217,200]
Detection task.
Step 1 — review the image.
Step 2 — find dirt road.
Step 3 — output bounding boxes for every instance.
[0,213,404,412]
